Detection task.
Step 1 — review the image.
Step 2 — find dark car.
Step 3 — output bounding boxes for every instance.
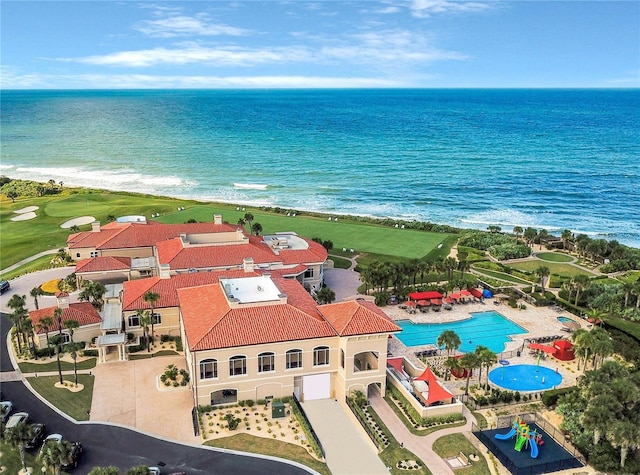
[60,441,83,470]
[0,280,9,294]
[25,423,47,450]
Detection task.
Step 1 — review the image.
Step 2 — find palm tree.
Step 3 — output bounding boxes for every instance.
[537,229,550,249]
[7,294,28,352]
[570,274,590,306]
[523,227,538,248]
[5,421,33,472]
[140,311,151,353]
[30,286,44,310]
[606,420,640,468]
[243,212,254,230]
[589,327,613,370]
[535,265,550,294]
[581,392,620,445]
[7,190,18,202]
[443,356,461,381]
[621,281,635,308]
[513,226,523,240]
[459,352,481,394]
[64,319,80,386]
[54,306,63,336]
[22,317,38,360]
[443,257,457,282]
[561,229,573,250]
[475,346,497,386]
[457,259,470,278]
[49,334,65,385]
[143,291,160,348]
[88,467,121,475]
[315,286,335,304]
[38,316,54,358]
[437,330,461,357]
[39,438,73,475]
[251,222,262,236]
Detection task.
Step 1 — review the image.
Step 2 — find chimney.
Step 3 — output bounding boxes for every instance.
[243,257,255,273]
[214,214,223,225]
[159,264,171,279]
[56,292,70,309]
[91,221,101,232]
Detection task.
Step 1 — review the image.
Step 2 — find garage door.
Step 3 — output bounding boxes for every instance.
[303,373,331,400]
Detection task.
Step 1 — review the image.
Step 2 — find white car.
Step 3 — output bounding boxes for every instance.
[4,411,29,433]
[0,401,12,423]
[149,468,161,475]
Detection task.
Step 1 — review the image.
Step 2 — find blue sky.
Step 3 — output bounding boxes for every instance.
[1,1,638,88]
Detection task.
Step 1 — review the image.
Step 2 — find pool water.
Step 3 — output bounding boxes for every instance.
[396,310,527,354]
[557,316,576,323]
[489,365,562,392]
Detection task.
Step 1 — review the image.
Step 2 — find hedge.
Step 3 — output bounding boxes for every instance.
[541,387,577,407]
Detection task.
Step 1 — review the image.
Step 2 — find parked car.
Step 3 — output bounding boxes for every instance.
[149,468,161,475]
[39,433,63,456]
[4,411,29,433]
[0,401,13,423]
[25,423,47,450]
[61,441,83,470]
[0,280,10,294]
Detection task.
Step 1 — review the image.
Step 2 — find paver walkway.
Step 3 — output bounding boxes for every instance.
[368,391,476,475]
[302,398,388,475]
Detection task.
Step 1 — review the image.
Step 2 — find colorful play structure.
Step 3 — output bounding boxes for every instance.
[495,417,543,458]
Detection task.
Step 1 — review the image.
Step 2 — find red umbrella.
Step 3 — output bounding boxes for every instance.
[460,290,472,296]
[449,293,461,300]
[528,343,556,354]
[431,299,443,305]
[405,301,417,307]
[443,297,454,304]
[417,300,430,306]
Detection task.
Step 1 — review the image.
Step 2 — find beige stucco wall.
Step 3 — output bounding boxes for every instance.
[338,334,391,401]
[35,323,101,350]
[123,307,181,339]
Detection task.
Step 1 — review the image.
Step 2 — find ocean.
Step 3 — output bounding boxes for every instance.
[1,89,639,247]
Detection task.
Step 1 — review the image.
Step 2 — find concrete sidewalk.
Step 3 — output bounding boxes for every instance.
[368,391,475,475]
[302,398,388,475]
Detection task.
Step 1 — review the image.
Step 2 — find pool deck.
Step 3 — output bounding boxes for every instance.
[383,300,588,393]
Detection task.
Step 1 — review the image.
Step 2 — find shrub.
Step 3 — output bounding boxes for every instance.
[541,387,577,407]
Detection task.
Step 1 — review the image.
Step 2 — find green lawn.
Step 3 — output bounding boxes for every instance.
[432,433,491,475]
[19,358,97,373]
[1,188,454,271]
[205,434,331,475]
[535,252,574,263]
[508,261,595,278]
[27,374,94,421]
[471,267,533,285]
[604,315,640,340]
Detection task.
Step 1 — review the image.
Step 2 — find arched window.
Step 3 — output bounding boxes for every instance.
[199,359,217,379]
[258,352,275,373]
[286,349,303,369]
[229,355,247,376]
[313,346,330,366]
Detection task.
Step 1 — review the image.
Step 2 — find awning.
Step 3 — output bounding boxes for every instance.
[414,366,455,405]
[409,291,443,300]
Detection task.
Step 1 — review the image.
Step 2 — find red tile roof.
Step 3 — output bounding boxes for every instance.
[318,300,401,336]
[75,256,131,273]
[67,221,240,251]
[178,277,335,351]
[121,270,258,311]
[29,303,102,334]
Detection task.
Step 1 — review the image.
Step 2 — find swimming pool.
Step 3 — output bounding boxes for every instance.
[489,364,562,392]
[396,310,527,354]
[557,316,576,323]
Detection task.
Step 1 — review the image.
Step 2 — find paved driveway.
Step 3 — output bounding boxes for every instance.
[323,267,363,301]
[91,355,200,444]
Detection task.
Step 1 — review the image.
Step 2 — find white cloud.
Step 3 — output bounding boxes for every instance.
[66,44,312,67]
[135,14,249,38]
[0,71,403,89]
[411,0,493,18]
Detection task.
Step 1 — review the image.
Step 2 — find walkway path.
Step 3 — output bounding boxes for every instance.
[369,392,477,475]
[302,398,388,475]
[1,248,60,274]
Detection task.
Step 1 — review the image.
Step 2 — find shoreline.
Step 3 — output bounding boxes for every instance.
[3,174,639,250]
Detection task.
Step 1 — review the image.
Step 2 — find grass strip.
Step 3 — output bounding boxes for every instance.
[383,393,466,436]
[535,252,574,263]
[18,358,97,373]
[432,433,491,475]
[205,434,331,475]
[27,374,94,421]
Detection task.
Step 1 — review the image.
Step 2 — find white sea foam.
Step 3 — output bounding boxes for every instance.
[233,183,269,190]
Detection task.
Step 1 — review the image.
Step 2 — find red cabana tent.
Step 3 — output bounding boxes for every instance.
[553,340,575,361]
[387,357,405,374]
[469,288,483,299]
[529,343,556,354]
[409,291,443,301]
[414,366,455,405]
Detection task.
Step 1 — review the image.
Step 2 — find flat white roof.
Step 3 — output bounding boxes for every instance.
[220,275,283,304]
[263,233,309,250]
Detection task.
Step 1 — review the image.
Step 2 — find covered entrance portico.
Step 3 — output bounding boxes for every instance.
[97,333,127,362]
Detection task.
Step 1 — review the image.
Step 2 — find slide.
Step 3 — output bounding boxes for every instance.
[530,439,539,458]
[514,436,527,452]
[494,428,517,440]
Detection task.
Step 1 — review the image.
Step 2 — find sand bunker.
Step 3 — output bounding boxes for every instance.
[60,216,96,229]
[11,212,37,221]
[14,205,39,214]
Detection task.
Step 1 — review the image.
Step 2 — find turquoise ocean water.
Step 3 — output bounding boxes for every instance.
[2,89,639,246]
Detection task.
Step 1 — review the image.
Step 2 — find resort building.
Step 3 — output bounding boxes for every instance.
[68,214,327,292]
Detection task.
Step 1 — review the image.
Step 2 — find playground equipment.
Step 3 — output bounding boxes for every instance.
[495,417,543,458]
